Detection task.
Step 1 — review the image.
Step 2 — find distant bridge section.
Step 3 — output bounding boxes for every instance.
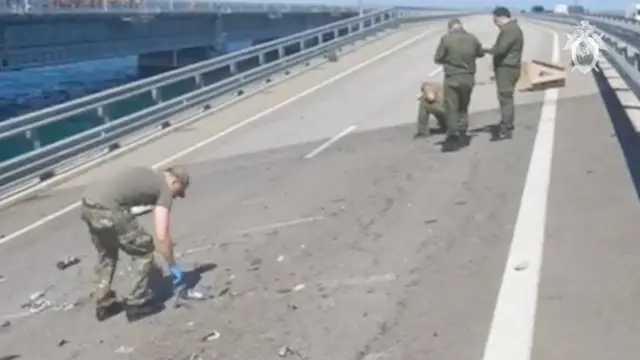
[0,1,371,74]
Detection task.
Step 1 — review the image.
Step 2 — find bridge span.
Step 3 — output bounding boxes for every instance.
[0,14,638,360]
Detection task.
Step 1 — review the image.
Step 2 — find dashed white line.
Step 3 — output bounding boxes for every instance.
[428,66,442,77]
[0,27,440,246]
[304,125,357,159]
[481,29,560,360]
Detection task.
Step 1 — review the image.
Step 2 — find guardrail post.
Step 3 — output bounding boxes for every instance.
[195,74,204,88]
[230,61,238,75]
[151,87,163,103]
[97,106,121,152]
[259,52,266,66]
[634,52,640,71]
[299,40,305,52]
[316,34,322,45]
[278,46,285,59]
[97,106,110,137]
[25,129,41,150]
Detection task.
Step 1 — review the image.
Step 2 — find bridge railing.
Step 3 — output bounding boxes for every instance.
[0,0,371,14]
[0,8,457,192]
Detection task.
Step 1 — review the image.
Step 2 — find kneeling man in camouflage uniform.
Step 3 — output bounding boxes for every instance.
[415,81,448,138]
[80,166,190,322]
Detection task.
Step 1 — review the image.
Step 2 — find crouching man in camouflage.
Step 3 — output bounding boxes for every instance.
[80,166,190,322]
[414,81,448,138]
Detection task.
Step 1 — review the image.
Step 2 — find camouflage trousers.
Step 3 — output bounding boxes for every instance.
[416,100,448,136]
[80,199,155,307]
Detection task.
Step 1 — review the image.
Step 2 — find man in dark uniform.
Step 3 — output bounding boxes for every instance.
[434,17,485,152]
[485,6,524,141]
[414,81,448,138]
[80,165,190,322]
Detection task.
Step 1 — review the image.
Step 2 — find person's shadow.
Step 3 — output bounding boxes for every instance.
[148,262,218,306]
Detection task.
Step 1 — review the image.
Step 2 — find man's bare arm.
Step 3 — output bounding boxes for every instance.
[154,205,176,266]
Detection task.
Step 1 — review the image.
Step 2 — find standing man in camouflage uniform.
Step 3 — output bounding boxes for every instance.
[485,6,524,141]
[414,81,448,138]
[434,18,485,152]
[80,166,190,322]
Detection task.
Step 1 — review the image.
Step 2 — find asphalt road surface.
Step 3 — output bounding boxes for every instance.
[1,16,639,360]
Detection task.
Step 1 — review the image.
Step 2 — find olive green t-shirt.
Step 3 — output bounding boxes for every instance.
[82,167,173,210]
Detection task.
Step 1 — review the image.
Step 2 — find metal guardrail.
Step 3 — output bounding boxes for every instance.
[0,0,372,15]
[0,8,457,190]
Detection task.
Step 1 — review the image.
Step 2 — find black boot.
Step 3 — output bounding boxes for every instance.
[125,299,165,323]
[441,135,460,153]
[490,124,513,142]
[96,300,123,322]
[458,130,470,147]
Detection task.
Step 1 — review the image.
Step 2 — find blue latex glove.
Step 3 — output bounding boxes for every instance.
[169,264,183,286]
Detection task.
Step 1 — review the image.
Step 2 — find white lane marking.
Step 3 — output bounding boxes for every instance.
[241,198,265,205]
[236,215,323,235]
[482,30,560,360]
[0,27,441,246]
[428,66,442,77]
[303,125,358,159]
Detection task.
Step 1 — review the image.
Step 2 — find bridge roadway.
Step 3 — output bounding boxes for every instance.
[0,15,639,360]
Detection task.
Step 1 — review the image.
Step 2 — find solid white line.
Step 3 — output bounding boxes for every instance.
[428,66,442,77]
[481,30,560,360]
[303,125,358,159]
[0,26,440,246]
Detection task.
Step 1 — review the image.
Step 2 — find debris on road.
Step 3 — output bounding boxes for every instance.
[276,255,285,262]
[287,303,298,311]
[114,345,134,354]
[21,290,52,314]
[514,261,529,271]
[278,346,303,358]
[0,275,5,283]
[1,320,10,329]
[173,285,215,308]
[56,256,81,270]
[201,330,220,341]
[57,339,69,347]
[292,284,305,292]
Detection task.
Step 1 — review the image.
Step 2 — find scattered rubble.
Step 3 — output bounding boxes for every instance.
[201,330,220,342]
[21,290,52,314]
[57,339,69,347]
[514,261,529,271]
[1,321,10,329]
[114,345,134,354]
[56,256,81,270]
[173,285,215,309]
[278,346,303,358]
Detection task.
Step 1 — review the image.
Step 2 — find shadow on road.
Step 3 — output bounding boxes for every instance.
[148,262,218,307]
[592,61,640,202]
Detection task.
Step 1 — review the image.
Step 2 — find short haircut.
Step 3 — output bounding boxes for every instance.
[492,6,511,18]
[448,17,461,28]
